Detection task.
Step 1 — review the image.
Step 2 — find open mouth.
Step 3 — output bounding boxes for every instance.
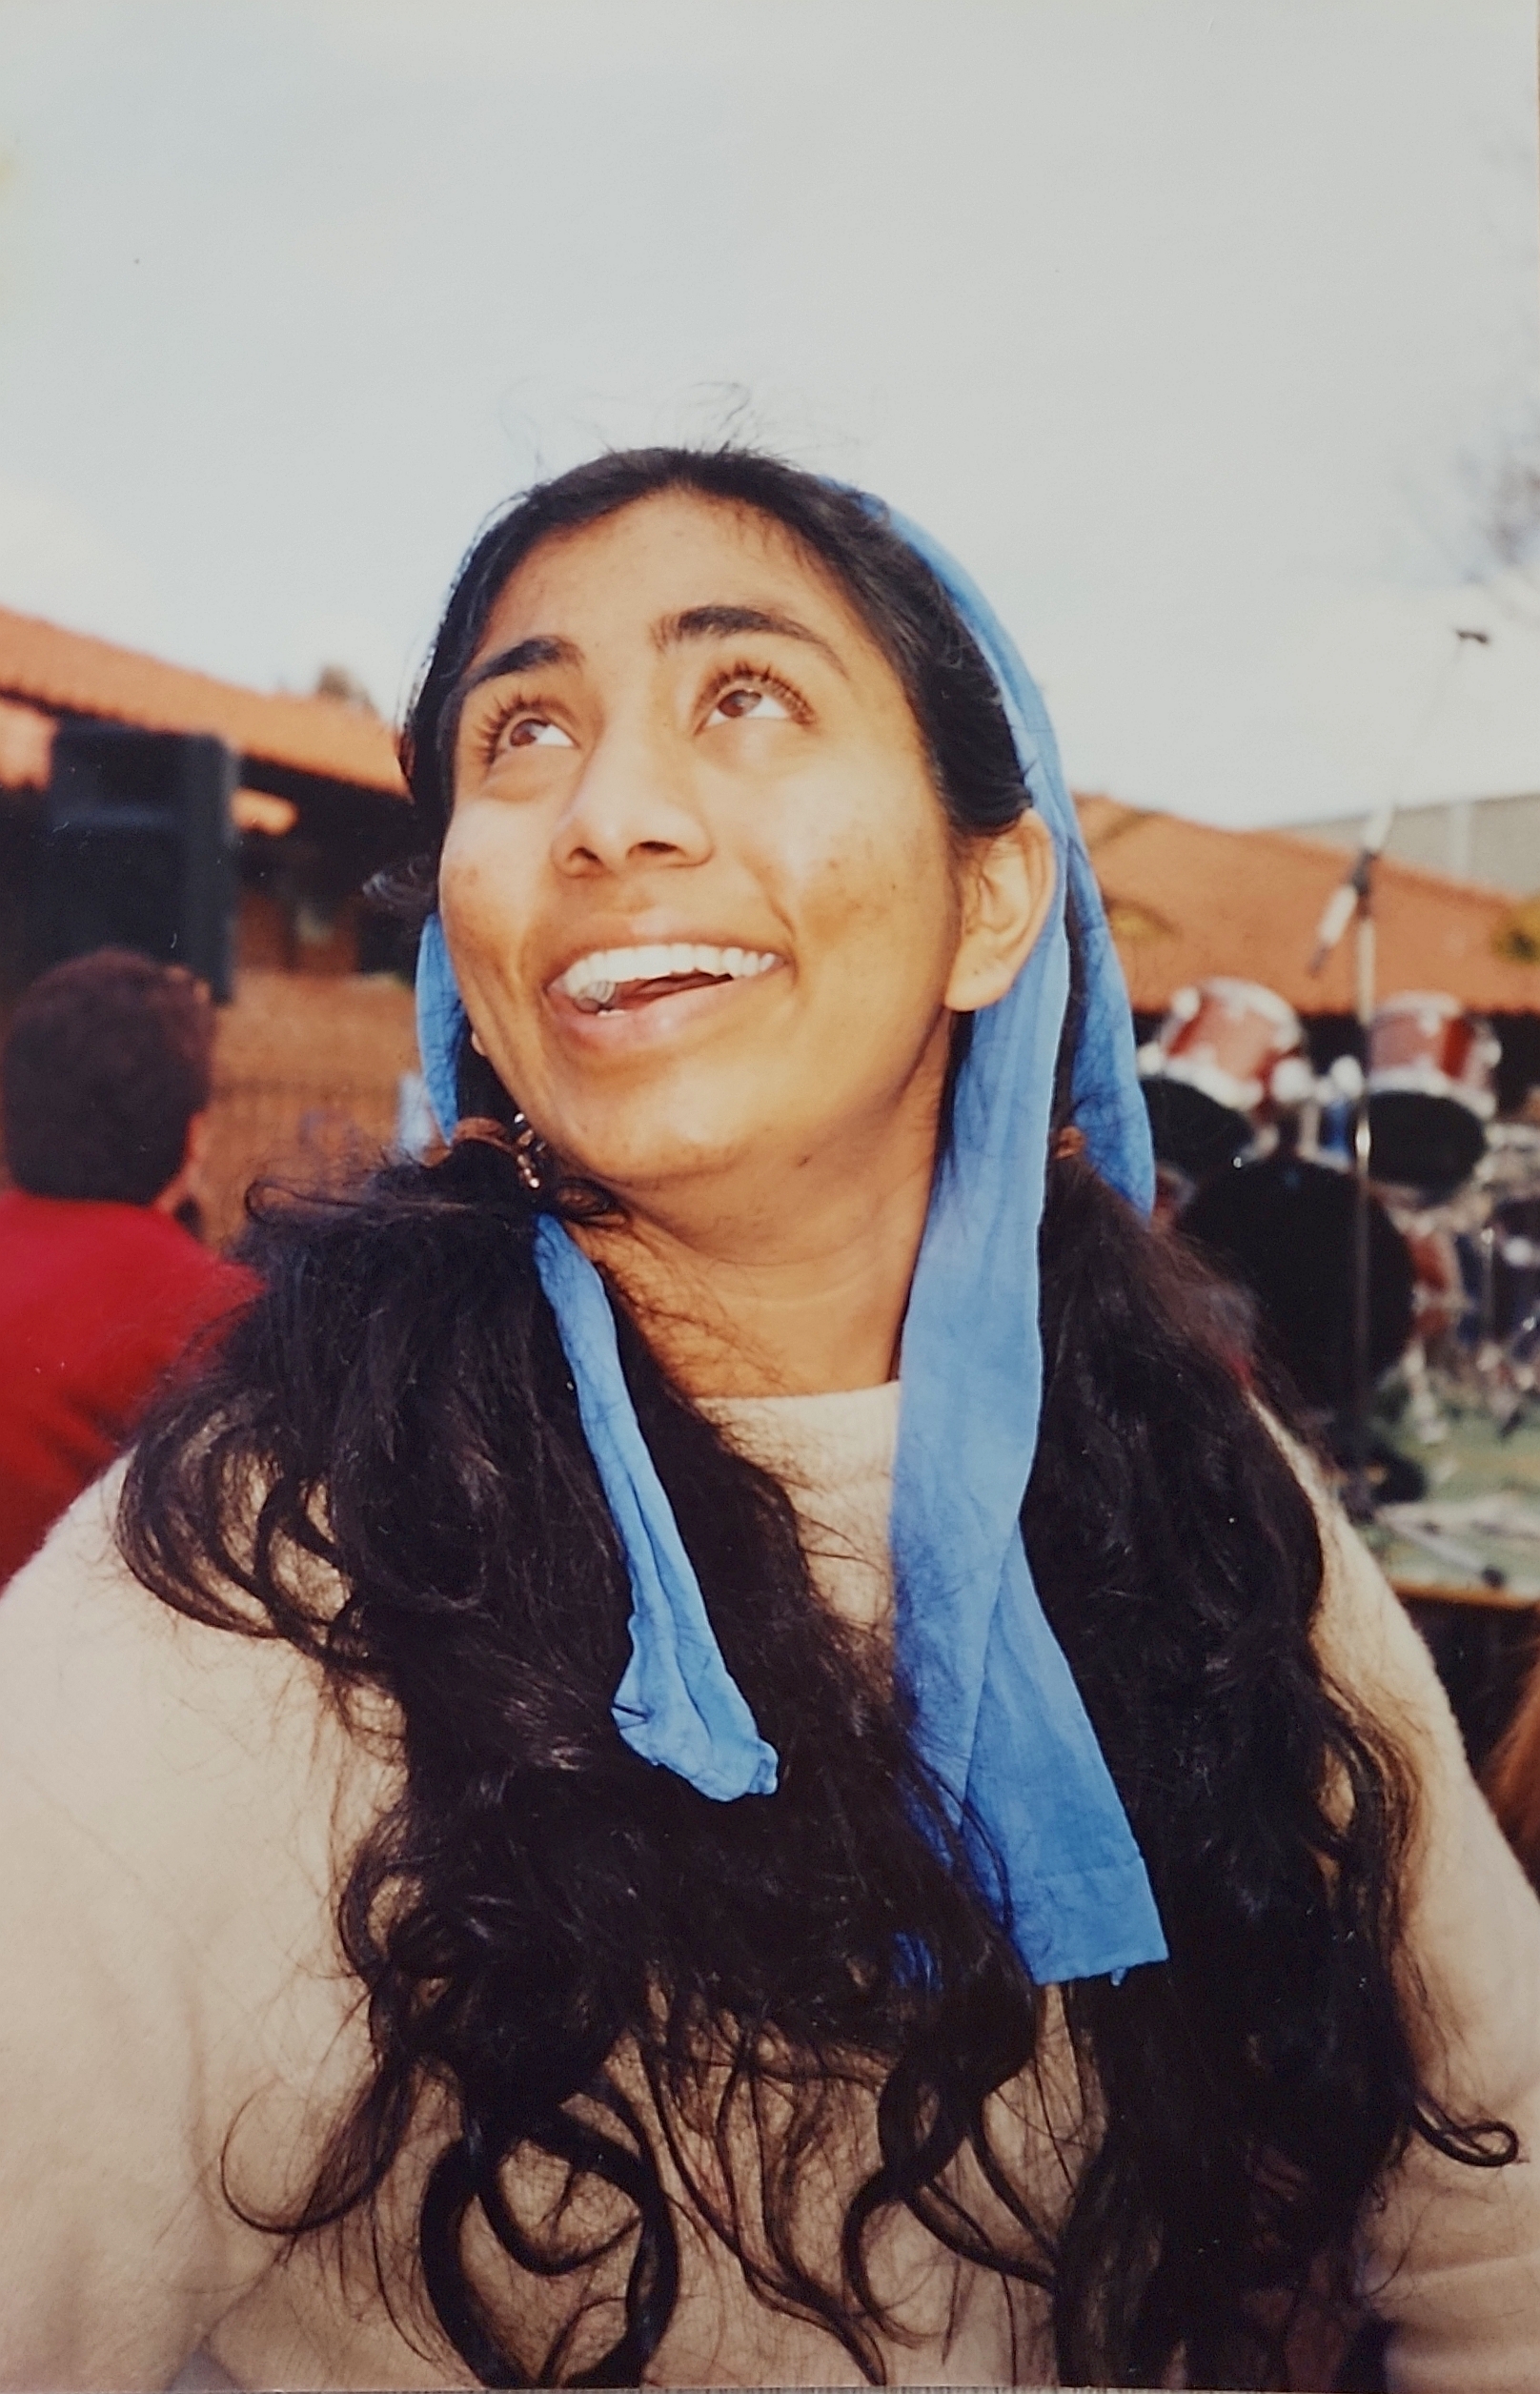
[553,943,780,1016]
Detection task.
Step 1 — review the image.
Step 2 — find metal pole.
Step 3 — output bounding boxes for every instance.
[1347,867,1376,1520]
[1305,630,1488,1516]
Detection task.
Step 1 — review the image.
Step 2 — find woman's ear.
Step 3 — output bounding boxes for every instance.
[944,810,1057,1013]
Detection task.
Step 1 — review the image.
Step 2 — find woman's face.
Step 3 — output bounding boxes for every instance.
[439,491,1035,1216]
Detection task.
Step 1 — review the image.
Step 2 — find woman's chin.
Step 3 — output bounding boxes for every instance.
[566,1144,749,1207]
[553,1111,782,1216]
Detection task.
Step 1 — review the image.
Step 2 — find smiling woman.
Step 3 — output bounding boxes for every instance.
[2,450,1540,2394]
[433,485,1052,1396]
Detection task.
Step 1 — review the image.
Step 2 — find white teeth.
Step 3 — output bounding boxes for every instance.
[555,943,780,1005]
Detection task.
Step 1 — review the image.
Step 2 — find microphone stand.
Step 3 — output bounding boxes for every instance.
[1303,627,1489,1519]
[1309,807,1394,1522]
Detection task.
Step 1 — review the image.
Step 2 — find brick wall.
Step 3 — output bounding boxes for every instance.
[204,969,420,1246]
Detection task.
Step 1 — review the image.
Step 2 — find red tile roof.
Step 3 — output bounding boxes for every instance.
[0,604,406,795]
[1079,796,1540,1016]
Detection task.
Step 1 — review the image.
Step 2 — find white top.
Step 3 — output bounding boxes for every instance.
[0,1397,1539,2389]
[697,1380,902,1632]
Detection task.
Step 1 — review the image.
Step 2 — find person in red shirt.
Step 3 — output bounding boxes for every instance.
[0,947,254,1586]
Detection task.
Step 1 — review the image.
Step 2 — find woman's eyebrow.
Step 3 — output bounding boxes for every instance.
[457,633,581,702]
[655,604,848,678]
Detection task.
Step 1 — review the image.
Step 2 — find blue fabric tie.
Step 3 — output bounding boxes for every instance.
[415,502,1167,1985]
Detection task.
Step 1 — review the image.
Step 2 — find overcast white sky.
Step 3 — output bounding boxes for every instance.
[1,0,1537,828]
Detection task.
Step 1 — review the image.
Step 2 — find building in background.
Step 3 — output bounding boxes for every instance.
[0,606,421,1243]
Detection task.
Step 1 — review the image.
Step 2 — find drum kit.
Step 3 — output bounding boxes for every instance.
[1143,975,1540,1766]
[1134,668,1540,1753]
[1140,978,1536,1465]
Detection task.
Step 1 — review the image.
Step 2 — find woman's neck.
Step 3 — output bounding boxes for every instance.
[574,1138,934,1399]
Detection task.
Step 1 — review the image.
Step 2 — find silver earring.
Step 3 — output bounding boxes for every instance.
[508,1108,549,1195]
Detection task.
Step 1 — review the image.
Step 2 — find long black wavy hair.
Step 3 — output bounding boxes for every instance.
[119,449,1513,2389]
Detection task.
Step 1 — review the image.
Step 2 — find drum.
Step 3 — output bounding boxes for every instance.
[1367,992,1499,1195]
[1479,1126,1540,1348]
[1181,1153,1415,1416]
[1140,979,1308,1184]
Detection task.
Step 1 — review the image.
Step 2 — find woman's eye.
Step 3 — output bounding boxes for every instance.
[502,714,575,749]
[707,682,794,725]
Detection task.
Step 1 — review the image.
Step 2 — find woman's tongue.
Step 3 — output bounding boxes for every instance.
[584,969,729,1015]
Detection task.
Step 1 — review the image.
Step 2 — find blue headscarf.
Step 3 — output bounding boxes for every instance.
[415,495,1167,1986]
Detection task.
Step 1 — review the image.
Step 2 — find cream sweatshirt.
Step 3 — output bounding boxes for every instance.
[0,1389,1537,2391]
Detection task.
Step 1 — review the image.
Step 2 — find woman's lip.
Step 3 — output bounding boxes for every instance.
[546,961,786,1047]
[542,937,785,994]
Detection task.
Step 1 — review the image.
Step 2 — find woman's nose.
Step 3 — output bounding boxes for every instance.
[551,722,712,877]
